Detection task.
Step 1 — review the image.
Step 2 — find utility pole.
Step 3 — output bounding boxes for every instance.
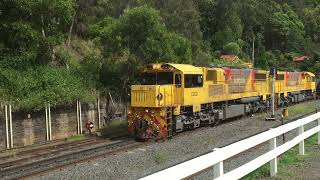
[252,34,255,68]
[266,67,276,121]
[271,68,275,118]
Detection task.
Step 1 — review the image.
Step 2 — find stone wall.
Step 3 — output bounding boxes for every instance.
[0,115,6,149]
[0,103,108,150]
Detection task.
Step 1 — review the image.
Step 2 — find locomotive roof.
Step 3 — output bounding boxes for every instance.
[145,63,203,74]
[304,72,315,77]
[167,63,203,74]
[145,63,316,76]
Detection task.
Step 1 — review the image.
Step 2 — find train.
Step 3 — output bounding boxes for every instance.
[127,63,317,140]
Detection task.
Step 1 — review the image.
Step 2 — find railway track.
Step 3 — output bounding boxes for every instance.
[0,139,142,179]
[1,104,318,179]
[0,139,109,171]
[0,138,105,163]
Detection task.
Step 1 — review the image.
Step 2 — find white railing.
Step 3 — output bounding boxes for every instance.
[141,112,320,180]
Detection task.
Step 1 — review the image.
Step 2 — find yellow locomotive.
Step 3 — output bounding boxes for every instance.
[128,63,316,140]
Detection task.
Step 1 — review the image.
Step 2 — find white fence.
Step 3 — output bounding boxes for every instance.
[141,112,320,180]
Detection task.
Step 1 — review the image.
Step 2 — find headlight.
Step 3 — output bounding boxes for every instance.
[157,93,163,101]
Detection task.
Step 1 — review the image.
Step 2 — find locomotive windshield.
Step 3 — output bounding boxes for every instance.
[141,72,173,85]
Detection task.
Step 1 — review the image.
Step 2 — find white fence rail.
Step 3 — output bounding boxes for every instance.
[141,112,320,180]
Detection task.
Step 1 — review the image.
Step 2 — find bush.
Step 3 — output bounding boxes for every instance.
[0,66,94,110]
[223,42,241,55]
[98,120,128,139]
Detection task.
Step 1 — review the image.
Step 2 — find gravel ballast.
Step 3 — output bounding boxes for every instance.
[35,100,320,180]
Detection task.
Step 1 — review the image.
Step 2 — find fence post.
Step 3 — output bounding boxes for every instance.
[97,98,101,129]
[269,137,277,176]
[9,104,13,148]
[298,125,305,155]
[213,162,223,179]
[76,100,79,134]
[79,101,83,134]
[45,105,49,141]
[5,105,10,149]
[318,118,320,145]
[48,103,52,141]
[213,148,223,179]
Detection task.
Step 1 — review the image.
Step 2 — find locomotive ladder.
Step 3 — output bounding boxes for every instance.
[166,107,173,138]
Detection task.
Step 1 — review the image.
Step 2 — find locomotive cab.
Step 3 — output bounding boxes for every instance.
[130,64,184,107]
[128,63,193,140]
[303,72,316,99]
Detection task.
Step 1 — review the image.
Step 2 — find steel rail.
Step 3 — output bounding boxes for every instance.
[0,140,141,179]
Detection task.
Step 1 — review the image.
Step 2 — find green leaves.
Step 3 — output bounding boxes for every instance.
[0,66,93,110]
[0,22,41,69]
[1,0,320,109]
[0,0,77,69]
[91,6,192,64]
[223,42,241,56]
[302,6,320,43]
[0,0,94,110]
[88,6,194,98]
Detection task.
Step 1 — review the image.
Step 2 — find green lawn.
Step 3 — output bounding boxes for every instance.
[242,100,320,179]
[65,134,87,142]
[287,100,319,118]
[242,134,319,179]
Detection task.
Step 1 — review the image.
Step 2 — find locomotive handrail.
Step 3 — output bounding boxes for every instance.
[140,112,320,180]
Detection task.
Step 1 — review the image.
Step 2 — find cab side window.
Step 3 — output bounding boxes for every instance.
[185,74,203,88]
[308,77,315,82]
[175,74,182,87]
[276,74,284,80]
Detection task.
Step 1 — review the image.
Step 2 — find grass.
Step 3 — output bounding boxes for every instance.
[65,134,86,142]
[98,120,129,139]
[287,101,318,117]
[154,152,168,164]
[242,134,319,179]
[243,101,319,179]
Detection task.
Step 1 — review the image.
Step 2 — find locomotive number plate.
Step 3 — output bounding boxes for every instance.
[191,92,198,96]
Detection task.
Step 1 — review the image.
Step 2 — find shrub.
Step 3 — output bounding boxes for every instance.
[223,42,241,55]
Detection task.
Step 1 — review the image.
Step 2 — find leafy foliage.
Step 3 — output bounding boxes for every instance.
[0,66,93,110]
[1,0,320,109]
[90,6,192,96]
[223,42,241,55]
[0,0,94,110]
[91,6,192,64]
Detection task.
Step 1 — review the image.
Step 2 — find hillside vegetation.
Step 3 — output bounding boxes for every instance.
[0,0,319,109]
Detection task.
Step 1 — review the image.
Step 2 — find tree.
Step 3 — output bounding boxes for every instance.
[91,6,192,64]
[194,0,218,41]
[302,6,320,43]
[90,6,192,95]
[0,0,94,110]
[0,0,77,68]
[223,42,241,55]
[265,4,305,52]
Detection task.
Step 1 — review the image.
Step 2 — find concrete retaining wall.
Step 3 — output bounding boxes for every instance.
[0,103,108,150]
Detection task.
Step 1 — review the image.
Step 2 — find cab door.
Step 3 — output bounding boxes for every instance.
[174,73,183,105]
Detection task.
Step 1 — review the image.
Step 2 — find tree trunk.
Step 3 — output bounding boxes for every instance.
[67,12,76,47]
[41,14,46,38]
